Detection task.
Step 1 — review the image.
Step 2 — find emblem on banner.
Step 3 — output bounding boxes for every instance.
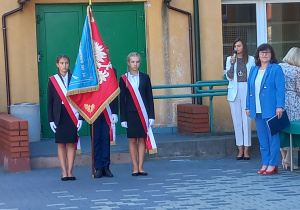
[84,104,95,114]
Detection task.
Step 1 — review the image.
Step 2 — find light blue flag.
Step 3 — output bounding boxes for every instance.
[68,16,99,94]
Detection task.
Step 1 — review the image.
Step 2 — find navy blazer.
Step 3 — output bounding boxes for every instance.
[47,73,83,125]
[119,72,155,122]
[246,63,285,119]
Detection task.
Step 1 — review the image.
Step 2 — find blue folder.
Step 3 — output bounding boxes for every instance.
[266,110,290,136]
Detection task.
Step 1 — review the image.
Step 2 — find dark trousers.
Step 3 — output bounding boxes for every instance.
[92,114,110,170]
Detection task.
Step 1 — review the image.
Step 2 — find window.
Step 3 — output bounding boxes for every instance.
[222,1,300,65]
[222,4,257,62]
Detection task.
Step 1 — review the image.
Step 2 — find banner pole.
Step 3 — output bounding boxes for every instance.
[91,123,95,178]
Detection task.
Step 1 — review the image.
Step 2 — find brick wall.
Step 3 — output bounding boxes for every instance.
[177,104,209,135]
[0,113,31,172]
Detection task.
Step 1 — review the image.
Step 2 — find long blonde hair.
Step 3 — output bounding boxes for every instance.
[282,47,300,67]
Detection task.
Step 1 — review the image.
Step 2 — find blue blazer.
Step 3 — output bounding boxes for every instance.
[246,63,285,119]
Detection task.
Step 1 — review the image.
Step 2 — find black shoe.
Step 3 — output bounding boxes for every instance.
[94,169,103,178]
[139,171,148,176]
[68,176,76,181]
[236,156,244,160]
[61,176,68,181]
[103,168,113,177]
[243,156,250,160]
[132,172,139,176]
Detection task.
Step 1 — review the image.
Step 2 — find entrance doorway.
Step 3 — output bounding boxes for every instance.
[36,3,146,138]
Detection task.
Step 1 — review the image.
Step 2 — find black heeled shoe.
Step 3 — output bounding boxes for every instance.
[243,156,250,160]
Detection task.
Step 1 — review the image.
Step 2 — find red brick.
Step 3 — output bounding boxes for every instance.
[4,120,19,130]
[0,113,28,130]
[178,112,209,119]
[177,104,209,114]
[19,141,29,147]
[19,130,29,136]
[21,151,30,157]
[19,120,28,130]
[9,152,21,158]
[178,121,210,129]
[178,117,209,124]
[0,143,10,153]
[0,127,19,136]
[178,125,210,133]
[0,138,20,147]
[0,131,28,142]
[10,146,29,153]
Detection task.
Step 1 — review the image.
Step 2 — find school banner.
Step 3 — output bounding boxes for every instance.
[67,6,120,124]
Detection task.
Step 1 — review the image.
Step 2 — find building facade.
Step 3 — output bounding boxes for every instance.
[1,0,299,138]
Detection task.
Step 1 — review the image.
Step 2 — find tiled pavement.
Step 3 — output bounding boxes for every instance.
[1,156,300,210]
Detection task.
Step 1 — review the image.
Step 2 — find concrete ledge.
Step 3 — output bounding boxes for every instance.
[31,152,132,169]
[31,134,260,169]
[146,135,260,161]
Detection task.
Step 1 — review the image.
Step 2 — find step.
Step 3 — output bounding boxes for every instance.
[30,133,260,169]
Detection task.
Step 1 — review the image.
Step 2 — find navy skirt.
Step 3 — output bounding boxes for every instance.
[55,105,78,143]
[126,111,147,138]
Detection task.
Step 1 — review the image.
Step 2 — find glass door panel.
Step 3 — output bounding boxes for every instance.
[222,4,257,69]
[267,3,300,61]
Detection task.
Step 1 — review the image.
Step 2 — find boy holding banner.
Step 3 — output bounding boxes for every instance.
[92,43,119,178]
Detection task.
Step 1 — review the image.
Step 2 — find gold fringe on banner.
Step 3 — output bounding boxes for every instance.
[76,149,82,155]
[149,148,157,155]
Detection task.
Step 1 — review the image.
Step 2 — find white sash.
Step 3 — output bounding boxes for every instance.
[126,74,157,152]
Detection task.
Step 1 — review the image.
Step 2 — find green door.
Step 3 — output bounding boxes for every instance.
[36,3,146,138]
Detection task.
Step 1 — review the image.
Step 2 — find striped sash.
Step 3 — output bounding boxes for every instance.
[50,74,81,153]
[121,74,157,154]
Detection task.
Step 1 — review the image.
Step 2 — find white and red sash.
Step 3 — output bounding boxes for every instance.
[50,74,81,153]
[121,74,157,154]
[102,106,116,145]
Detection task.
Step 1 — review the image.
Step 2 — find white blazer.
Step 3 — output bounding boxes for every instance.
[225,55,255,102]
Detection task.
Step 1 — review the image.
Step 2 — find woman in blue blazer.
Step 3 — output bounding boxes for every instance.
[246,43,285,175]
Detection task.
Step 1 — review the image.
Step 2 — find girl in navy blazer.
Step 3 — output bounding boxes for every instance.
[119,52,155,176]
[246,44,285,175]
[48,55,83,181]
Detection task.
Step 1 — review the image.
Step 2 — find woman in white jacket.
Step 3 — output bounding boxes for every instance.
[226,38,255,160]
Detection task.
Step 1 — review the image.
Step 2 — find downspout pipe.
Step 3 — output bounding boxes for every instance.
[2,3,24,114]
[193,0,202,104]
[163,0,195,104]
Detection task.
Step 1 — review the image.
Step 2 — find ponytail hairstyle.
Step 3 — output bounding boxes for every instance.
[125,52,141,88]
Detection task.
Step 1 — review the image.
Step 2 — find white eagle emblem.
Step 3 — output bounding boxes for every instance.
[94,41,110,84]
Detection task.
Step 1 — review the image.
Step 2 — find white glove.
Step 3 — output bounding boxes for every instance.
[49,122,57,133]
[111,114,118,124]
[77,120,83,131]
[121,121,128,128]
[149,119,155,126]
